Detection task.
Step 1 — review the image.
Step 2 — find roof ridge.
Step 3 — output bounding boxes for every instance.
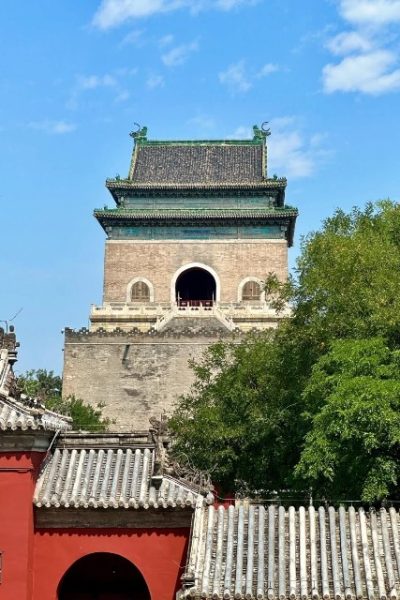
[0,326,72,433]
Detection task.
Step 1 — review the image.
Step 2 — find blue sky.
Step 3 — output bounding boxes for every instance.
[1,0,399,374]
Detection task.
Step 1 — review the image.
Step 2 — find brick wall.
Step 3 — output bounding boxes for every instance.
[62,330,239,429]
[103,240,288,303]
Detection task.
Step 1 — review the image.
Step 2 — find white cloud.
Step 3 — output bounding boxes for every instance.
[326,31,372,55]
[28,120,76,135]
[67,71,134,109]
[226,118,326,178]
[219,60,252,93]
[159,33,174,46]
[78,74,117,90]
[120,29,145,46]
[226,125,252,138]
[257,63,280,77]
[219,60,279,93]
[93,0,179,28]
[269,130,315,178]
[269,117,329,178]
[146,74,165,88]
[92,0,256,29]
[323,1,400,95]
[339,0,400,26]
[215,0,257,8]
[323,49,400,94]
[161,41,198,66]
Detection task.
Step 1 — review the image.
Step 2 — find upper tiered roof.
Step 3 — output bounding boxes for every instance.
[98,125,297,245]
[105,125,287,203]
[129,141,264,184]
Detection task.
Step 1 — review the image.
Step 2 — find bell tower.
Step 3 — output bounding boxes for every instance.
[62,125,298,428]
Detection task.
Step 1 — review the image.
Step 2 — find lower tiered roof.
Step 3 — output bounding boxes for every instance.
[34,436,213,510]
[94,206,298,245]
[180,503,400,600]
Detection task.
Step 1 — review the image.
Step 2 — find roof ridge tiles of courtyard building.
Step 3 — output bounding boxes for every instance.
[178,503,400,600]
[0,327,72,434]
[33,419,214,517]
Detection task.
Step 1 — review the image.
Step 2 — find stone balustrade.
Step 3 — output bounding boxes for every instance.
[89,301,289,333]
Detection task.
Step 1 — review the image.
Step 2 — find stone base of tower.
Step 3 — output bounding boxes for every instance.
[62,326,244,429]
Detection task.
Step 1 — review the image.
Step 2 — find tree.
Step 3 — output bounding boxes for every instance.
[169,334,308,494]
[170,201,400,501]
[296,338,400,502]
[17,369,110,431]
[286,200,400,344]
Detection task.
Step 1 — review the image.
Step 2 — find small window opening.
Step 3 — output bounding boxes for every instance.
[242,281,261,301]
[131,281,150,302]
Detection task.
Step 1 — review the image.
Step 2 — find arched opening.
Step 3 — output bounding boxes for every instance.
[58,552,150,600]
[242,280,262,301]
[131,281,150,302]
[175,267,216,307]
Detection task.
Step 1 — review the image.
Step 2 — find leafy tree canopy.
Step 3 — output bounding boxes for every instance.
[170,201,400,502]
[17,369,110,431]
[169,334,308,494]
[269,200,400,344]
[296,338,400,502]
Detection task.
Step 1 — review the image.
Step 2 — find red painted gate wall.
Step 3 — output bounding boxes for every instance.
[0,451,190,600]
[33,527,189,600]
[0,452,43,600]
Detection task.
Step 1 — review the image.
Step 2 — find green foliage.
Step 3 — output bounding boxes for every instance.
[170,201,400,501]
[291,201,400,344]
[170,332,310,494]
[296,338,400,502]
[17,369,110,431]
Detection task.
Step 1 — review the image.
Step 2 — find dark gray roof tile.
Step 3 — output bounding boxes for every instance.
[131,144,264,184]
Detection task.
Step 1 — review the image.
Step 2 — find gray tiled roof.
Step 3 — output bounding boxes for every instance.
[0,330,71,433]
[34,446,211,509]
[180,504,400,600]
[131,144,264,184]
[0,396,72,432]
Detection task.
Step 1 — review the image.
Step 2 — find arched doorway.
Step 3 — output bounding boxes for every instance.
[175,267,216,306]
[58,552,150,600]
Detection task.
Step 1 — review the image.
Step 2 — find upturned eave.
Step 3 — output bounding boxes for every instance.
[94,207,298,246]
[105,178,287,205]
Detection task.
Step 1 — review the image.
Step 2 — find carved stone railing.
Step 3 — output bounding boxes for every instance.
[89,301,290,332]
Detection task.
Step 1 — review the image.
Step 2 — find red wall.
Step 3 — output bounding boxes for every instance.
[33,527,189,600]
[0,452,44,600]
[0,450,190,600]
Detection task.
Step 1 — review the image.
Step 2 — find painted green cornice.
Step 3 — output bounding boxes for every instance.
[94,207,297,220]
[94,205,298,246]
[106,178,287,188]
[106,178,287,204]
